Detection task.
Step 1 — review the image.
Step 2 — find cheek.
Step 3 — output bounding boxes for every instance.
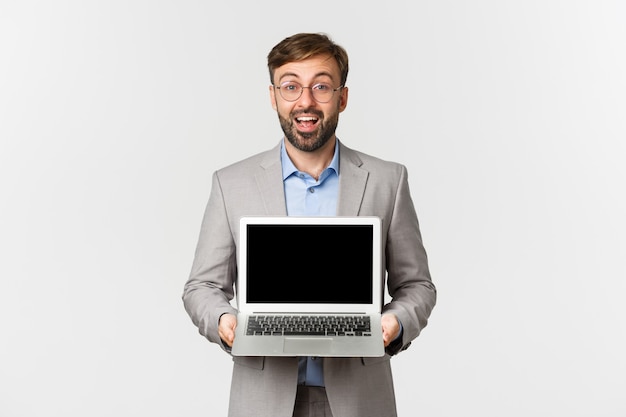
[275,101,294,117]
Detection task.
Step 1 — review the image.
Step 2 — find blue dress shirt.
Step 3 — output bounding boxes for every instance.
[281,139,339,387]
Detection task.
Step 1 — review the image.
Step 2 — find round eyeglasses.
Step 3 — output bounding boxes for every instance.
[274,81,343,103]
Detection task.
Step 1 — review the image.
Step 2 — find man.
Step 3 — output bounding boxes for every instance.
[183,32,436,417]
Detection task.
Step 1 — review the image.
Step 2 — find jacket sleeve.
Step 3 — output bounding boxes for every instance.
[182,171,239,351]
[381,165,436,355]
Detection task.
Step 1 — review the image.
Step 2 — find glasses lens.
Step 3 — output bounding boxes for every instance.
[311,83,333,103]
[277,82,339,102]
[279,82,302,101]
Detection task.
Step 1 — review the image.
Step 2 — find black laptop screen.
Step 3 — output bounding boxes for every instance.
[245,224,374,304]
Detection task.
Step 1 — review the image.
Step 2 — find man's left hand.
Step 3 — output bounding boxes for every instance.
[381,313,400,347]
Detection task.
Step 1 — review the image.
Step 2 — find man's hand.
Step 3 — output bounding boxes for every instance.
[218,313,237,347]
[381,313,401,347]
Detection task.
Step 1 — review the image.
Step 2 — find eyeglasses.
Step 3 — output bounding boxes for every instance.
[274,81,343,103]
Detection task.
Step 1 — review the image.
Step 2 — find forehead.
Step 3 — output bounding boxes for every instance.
[274,54,340,83]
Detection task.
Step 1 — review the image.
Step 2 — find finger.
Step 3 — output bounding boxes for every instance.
[220,328,235,347]
[382,331,391,347]
[219,317,237,347]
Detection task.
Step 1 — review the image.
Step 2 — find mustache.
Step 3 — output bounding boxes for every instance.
[291,109,324,118]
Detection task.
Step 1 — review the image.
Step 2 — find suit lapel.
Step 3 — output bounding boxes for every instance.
[337,143,368,216]
[255,140,369,216]
[256,142,288,215]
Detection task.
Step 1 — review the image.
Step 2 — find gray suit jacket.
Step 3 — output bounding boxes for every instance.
[183,140,436,417]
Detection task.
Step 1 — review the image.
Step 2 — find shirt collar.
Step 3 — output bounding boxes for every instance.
[280,138,340,181]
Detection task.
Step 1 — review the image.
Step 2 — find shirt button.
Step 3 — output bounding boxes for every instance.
[309,188,315,193]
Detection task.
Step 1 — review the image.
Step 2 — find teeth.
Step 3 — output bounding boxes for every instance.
[297,117,317,122]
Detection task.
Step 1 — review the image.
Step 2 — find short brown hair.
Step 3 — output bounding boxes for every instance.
[267,33,349,87]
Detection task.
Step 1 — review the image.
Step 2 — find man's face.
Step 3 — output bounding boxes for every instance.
[270,54,348,152]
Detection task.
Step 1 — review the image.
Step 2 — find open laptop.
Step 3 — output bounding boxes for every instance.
[231,216,385,357]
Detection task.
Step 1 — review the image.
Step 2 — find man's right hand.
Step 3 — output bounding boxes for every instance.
[218,313,237,347]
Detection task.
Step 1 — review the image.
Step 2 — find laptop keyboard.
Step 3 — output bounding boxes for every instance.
[246,315,373,336]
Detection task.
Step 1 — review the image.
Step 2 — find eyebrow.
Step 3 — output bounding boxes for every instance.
[277,71,335,84]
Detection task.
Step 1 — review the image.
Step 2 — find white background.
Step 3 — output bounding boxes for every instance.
[1,1,625,416]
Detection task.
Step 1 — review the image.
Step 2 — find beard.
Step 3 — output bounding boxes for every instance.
[278,108,339,152]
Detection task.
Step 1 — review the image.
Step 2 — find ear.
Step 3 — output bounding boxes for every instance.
[338,86,349,113]
[269,85,278,110]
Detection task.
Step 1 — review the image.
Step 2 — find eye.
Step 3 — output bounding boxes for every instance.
[313,83,331,91]
[281,82,300,91]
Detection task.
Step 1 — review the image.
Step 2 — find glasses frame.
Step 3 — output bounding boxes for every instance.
[273,81,344,103]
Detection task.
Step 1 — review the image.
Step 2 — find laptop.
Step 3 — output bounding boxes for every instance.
[231,215,385,357]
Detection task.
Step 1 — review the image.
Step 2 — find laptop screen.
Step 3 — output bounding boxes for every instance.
[245,224,374,304]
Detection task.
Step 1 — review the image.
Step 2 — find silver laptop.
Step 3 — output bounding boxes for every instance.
[231,216,385,357]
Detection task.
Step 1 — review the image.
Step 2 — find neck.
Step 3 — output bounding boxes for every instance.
[285,137,336,181]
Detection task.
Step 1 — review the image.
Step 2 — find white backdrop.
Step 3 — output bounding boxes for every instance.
[1,1,625,416]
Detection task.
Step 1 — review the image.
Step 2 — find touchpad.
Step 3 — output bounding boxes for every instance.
[283,337,332,355]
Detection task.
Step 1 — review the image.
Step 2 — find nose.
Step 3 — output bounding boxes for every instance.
[297,86,316,106]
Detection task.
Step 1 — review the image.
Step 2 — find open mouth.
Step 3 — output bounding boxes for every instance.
[295,116,319,131]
